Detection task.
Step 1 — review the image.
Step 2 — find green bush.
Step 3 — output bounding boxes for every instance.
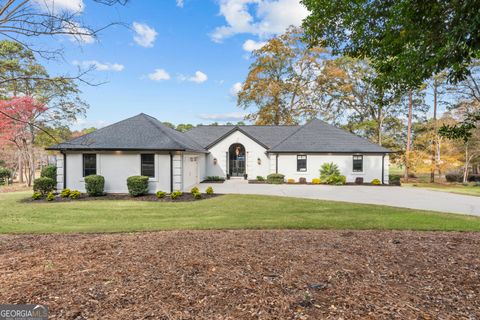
[126,175,149,197]
[46,192,55,201]
[193,192,202,199]
[371,179,381,185]
[60,188,71,198]
[84,175,105,196]
[206,186,214,195]
[267,173,285,184]
[256,176,265,181]
[41,165,57,181]
[156,191,166,199]
[170,190,182,200]
[446,172,463,182]
[388,174,401,186]
[32,192,42,200]
[33,177,56,195]
[320,163,345,185]
[205,176,225,181]
[69,190,81,199]
[191,186,199,194]
[0,167,12,185]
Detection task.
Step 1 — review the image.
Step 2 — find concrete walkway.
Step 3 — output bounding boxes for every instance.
[197,179,480,216]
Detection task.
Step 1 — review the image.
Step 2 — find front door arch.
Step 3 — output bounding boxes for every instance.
[229,143,246,177]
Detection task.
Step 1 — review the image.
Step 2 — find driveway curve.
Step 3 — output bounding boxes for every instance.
[198,180,480,216]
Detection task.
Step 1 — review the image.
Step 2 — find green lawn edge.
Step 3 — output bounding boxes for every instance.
[1,191,479,234]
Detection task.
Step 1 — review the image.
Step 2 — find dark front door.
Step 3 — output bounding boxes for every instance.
[229,143,245,177]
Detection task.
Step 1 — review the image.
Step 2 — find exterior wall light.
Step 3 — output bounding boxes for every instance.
[257,158,261,165]
[213,158,217,165]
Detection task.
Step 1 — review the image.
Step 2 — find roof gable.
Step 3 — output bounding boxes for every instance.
[47,113,206,152]
[269,119,391,153]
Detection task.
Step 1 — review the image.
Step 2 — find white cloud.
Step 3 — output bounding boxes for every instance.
[34,0,84,13]
[198,112,246,121]
[179,71,208,83]
[230,82,243,96]
[148,69,171,81]
[242,39,266,51]
[176,0,184,7]
[211,0,309,42]
[73,60,124,72]
[63,21,95,44]
[132,22,158,48]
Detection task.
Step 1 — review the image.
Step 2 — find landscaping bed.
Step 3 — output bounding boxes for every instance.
[24,192,222,203]
[0,230,478,319]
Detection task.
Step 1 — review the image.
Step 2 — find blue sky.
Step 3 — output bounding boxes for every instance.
[28,0,309,129]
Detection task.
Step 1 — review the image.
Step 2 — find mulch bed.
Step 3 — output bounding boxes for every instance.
[23,193,222,203]
[0,230,479,319]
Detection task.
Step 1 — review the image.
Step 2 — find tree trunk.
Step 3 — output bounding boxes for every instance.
[463,147,469,184]
[405,91,413,182]
[430,81,438,183]
[18,154,24,184]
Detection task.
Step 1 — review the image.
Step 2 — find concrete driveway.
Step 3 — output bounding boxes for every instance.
[197,179,480,216]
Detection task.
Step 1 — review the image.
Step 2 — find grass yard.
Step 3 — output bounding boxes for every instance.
[403,182,480,197]
[1,191,480,233]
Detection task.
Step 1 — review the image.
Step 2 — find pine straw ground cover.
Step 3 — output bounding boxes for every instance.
[0,230,479,319]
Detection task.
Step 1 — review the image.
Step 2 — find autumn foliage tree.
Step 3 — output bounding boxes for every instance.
[237,27,329,125]
[0,97,46,186]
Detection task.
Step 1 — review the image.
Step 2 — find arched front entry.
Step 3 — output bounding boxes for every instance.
[229,143,246,177]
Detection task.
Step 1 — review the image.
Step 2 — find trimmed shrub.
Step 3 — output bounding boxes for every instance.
[156,191,166,199]
[311,178,320,184]
[41,165,57,181]
[60,188,71,198]
[0,167,12,185]
[32,192,42,200]
[69,190,81,199]
[371,179,381,185]
[320,163,345,185]
[287,178,295,184]
[170,191,182,200]
[446,172,462,182]
[205,176,225,181]
[267,173,285,184]
[256,176,265,181]
[46,192,55,201]
[84,175,105,196]
[191,186,200,194]
[127,175,149,197]
[193,192,202,199]
[206,186,214,195]
[33,177,56,195]
[388,174,401,186]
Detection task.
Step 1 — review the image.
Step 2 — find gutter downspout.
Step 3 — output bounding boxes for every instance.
[381,153,385,185]
[169,152,173,193]
[61,151,67,189]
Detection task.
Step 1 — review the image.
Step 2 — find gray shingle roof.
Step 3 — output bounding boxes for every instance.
[47,114,390,154]
[269,119,391,153]
[47,113,207,152]
[184,125,300,149]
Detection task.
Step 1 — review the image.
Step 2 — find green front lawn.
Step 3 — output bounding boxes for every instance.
[403,183,480,197]
[1,192,480,233]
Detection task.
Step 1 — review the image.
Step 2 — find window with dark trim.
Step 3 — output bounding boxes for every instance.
[83,154,96,177]
[141,154,155,177]
[297,155,307,172]
[353,155,363,172]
